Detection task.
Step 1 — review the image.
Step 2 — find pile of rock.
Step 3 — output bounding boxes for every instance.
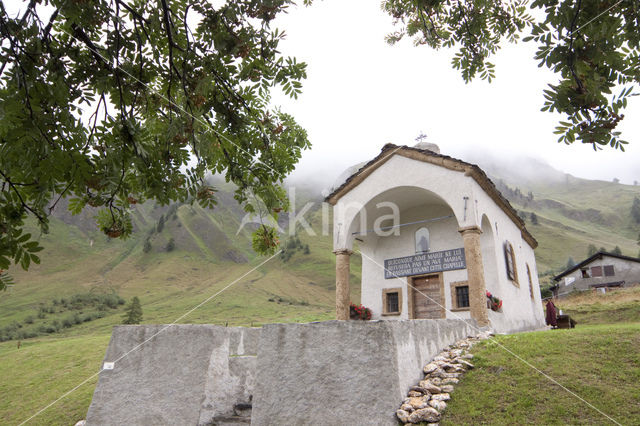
[396,331,492,425]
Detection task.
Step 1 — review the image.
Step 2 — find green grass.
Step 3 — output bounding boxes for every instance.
[0,334,111,425]
[443,323,640,425]
[561,300,640,325]
[556,286,640,325]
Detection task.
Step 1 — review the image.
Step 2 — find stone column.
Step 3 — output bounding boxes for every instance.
[458,226,490,326]
[334,249,352,320]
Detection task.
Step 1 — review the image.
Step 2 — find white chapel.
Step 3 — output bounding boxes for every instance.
[325,143,545,334]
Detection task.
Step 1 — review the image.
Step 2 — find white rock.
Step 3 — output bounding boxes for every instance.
[408,396,429,409]
[458,359,475,369]
[74,422,86,426]
[423,362,439,374]
[429,368,448,378]
[429,399,447,412]
[396,409,411,423]
[419,381,442,394]
[408,407,441,423]
[477,331,494,339]
[442,363,464,373]
[440,385,455,393]
[431,393,450,401]
[410,386,430,396]
[440,378,459,385]
[401,403,414,413]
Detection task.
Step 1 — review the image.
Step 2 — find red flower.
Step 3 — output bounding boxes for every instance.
[350,302,372,320]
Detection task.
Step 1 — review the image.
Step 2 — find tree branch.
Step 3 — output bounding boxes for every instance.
[0,169,46,225]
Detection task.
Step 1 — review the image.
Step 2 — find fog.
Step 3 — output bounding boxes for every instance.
[272,1,639,187]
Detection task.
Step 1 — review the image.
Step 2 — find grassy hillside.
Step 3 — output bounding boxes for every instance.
[474,157,640,291]
[0,335,109,425]
[555,286,640,325]
[443,283,640,424]
[444,322,640,425]
[1,182,361,332]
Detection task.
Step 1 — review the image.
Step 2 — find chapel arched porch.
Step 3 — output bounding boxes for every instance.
[331,185,491,326]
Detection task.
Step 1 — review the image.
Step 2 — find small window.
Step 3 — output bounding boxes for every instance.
[415,227,430,253]
[450,281,470,311]
[382,288,402,315]
[504,241,518,285]
[591,266,603,277]
[456,286,469,308]
[604,265,615,276]
[387,292,399,312]
[581,268,591,278]
[526,264,535,300]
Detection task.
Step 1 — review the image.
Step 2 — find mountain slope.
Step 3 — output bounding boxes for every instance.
[467,153,640,283]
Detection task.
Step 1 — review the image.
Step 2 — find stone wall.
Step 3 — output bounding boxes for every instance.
[85,325,259,426]
[251,319,476,425]
[86,319,476,425]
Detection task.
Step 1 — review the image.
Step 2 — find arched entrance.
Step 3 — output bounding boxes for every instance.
[333,185,490,324]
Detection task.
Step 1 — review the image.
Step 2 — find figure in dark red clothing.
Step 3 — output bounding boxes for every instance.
[545,299,557,328]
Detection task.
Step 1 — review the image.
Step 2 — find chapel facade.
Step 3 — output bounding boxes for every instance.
[325,143,545,334]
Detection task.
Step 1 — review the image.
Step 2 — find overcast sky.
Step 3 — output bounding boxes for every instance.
[272,1,639,185]
[5,0,638,184]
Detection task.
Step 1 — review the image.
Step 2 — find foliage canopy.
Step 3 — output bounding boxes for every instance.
[382,0,639,149]
[0,0,309,290]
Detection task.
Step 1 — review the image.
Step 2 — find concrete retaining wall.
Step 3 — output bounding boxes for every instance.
[86,319,476,425]
[85,325,259,426]
[251,319,476,425]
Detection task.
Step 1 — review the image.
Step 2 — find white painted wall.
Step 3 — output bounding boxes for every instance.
[333,156,474,250]
[333,153,545,334]
[470,175,545,333]
[360,204,470,321]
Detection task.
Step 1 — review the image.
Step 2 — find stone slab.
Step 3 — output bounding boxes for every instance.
[85,324,259,426]
[251,319,476,425]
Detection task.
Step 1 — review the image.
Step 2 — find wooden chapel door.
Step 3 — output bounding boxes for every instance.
[411,275,444,319]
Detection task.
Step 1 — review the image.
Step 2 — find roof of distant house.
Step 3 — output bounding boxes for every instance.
[324,143,537,249]
[554,252,640,281]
